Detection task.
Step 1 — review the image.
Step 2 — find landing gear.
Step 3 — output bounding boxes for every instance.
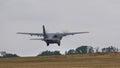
[58,42,60,46]
[47,43,49,46]
[46,41,61,46]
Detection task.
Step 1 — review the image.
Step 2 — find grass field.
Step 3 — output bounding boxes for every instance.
[0,53,120,68]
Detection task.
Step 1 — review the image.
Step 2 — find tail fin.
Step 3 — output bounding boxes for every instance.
[43,25,47,38]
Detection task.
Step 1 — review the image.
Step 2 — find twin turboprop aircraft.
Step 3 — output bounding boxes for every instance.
[17,25,89,46]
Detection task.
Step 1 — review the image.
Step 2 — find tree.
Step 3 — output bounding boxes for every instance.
[94,47,100,53]
[88,46,94,53]
[0,51,6,57]
[38,50,61,56]
[0,51,19,58]
[66,49,76,55]
[3,54,19,58]
[102,46,119,53]
[76,46,94,54]
[76,46,87,54]
[53,51,61,55]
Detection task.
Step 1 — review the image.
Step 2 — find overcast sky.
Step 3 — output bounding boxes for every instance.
[0,0,120,56]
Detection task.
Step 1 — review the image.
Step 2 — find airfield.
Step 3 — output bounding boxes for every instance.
[0,53,120,68]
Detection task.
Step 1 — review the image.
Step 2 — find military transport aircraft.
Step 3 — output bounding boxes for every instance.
[17,25,89,46]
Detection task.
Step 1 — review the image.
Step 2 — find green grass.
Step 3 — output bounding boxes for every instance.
[0,53,120,68]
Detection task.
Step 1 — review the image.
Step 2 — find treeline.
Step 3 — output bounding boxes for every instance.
[0,46,119,57]
[0,52,19,58]
[65,46,119,55]
[65,46,94,55]
[38,46,119,56]
[38,50,61,56]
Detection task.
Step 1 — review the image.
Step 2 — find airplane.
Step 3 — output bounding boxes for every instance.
[17,25,89,46]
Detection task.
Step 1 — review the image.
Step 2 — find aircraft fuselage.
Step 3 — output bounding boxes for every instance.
[43,34,62,46]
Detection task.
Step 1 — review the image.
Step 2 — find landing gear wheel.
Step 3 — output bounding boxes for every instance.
[47,43,49,46]
[58,42,60,46]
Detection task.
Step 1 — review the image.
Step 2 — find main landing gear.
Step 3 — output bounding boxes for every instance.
[46,42,61,46]
[57,42,60,46]
[47,43,49,46]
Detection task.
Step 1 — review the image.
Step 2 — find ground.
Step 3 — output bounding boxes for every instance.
[0,53,120,68]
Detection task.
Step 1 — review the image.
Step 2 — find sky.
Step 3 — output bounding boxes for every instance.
[0,0,120,56]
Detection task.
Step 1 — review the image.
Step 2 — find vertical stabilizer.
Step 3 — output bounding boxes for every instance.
[43,25,47,38]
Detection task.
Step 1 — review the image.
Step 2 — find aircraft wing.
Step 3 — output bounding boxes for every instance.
[16,32,43,36]
[62,32,89,36]
[30,38,44,40]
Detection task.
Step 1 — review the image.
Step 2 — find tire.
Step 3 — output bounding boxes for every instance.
[58,42,60,46]
[47,43,49,46]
